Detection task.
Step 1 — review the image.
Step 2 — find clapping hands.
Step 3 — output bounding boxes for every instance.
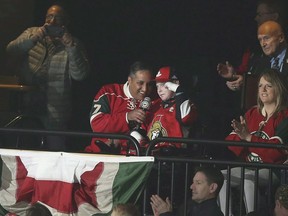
[231,116,252,142]
[226,74,244,91]
[217,61,235,79]
[150,195,172,216]
[217,61,244,91]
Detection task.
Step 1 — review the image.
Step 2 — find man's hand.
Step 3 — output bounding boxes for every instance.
[150,195,172,216]
[61,30,74,47]
[217,61,235,79]
[127,109,146,124]
[31,25,47,43]
[226,74,244,91]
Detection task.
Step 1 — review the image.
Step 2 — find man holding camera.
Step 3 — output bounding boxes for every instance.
[6,4,89,151]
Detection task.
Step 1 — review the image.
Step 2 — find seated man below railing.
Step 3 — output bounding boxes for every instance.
[150,166,224,216]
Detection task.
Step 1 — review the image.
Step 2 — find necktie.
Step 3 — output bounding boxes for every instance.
[272,57,280,71]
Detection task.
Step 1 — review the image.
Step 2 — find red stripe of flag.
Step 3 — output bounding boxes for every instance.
[15,156,105,214]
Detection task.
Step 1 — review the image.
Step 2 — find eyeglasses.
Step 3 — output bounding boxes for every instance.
[46,14,64,22]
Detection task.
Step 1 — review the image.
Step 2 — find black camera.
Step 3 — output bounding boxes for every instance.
[45,25,64,38]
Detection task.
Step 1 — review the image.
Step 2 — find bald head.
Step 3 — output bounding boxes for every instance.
[257,21,286,57]
[45,5,69,27]
[258,21,283,36]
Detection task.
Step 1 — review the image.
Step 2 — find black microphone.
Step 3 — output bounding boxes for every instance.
[129,97,151,153]
[134,97,151,130]
[140,97,151,111]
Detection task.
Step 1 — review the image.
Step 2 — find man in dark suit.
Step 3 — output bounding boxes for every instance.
[243,20,288,109]
[218,20,287,110]
[255,21,288,74]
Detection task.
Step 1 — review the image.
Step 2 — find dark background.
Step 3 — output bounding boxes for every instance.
[0,0,269,154]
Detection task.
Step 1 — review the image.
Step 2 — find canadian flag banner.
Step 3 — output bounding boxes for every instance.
[0,149,154,216]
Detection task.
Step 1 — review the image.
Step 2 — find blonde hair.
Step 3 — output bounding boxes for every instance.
[257,69,288,115]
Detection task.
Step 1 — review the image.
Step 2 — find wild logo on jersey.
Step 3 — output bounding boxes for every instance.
[147,121,168,140]
[246,130,269,163]
[127,98,138,110]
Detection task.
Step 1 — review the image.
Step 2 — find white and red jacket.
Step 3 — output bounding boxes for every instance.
[147,86,197,148]
[85,82,159,153]
[227,106,288,163]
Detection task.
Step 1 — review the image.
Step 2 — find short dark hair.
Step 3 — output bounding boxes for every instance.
[275,184,288,209]
[194,166,224,195]
[129,61,153,77]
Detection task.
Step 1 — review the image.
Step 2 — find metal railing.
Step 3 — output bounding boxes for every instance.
[145,136,288,156]
[0,127,287,216]
[143,137,288,216]
[0,127,141,156]
[142,156,288,216]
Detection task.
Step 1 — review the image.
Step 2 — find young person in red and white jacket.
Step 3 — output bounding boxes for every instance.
[146,66,198,152]
[85,61,160,154]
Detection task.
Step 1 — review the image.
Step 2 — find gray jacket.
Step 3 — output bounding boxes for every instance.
[7,27,90,129]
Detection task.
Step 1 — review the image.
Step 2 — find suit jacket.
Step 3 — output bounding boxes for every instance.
[242,49,288,111]
[249,50,288,76]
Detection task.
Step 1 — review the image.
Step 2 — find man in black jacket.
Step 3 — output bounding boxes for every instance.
[150,166,224,216]
[218,20,288,110]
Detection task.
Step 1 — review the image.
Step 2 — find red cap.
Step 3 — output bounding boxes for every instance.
[155,66,178,82]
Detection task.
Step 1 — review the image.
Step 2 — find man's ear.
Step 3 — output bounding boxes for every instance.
[279,32,285,43]
[276,199,284,209]
[128,76,131,85]
[210,183,218,194]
